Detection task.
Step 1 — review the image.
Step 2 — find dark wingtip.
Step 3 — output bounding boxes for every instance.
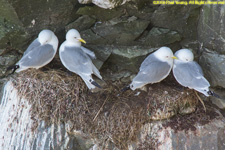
[120,85,130,92]
[116,85,130,97]
[208,90,221,98]
[7,65,19,74]
[91,80,102,88]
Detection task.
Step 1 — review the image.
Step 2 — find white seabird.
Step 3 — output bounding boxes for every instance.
[9,29,59,73]
[123,47,177,91]
[173,49,218,97]
[59,29,102,90]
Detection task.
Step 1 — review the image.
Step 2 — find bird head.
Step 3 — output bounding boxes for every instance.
[175,49,194,62]
[66,29,86,45]
[38,29,53,45]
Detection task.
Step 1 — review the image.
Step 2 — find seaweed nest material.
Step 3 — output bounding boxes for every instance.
[11,69,201,149]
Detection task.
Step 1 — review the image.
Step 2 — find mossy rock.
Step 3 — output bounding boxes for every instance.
[0,0,29,50]
[66,15,96,32]
[139,27,181,47]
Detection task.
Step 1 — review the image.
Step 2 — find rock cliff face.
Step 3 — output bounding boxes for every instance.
[78,0,131,9]
[1,1,225,107]
[1,77,225,150]
[198,5,225,108]
[1,0,225,149]
[0,82,89,149]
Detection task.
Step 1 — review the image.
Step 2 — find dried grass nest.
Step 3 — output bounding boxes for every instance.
[10,69,214,149]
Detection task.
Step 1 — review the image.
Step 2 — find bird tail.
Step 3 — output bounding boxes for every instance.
[80,75,102,89]
[90,80,102,88]
[120,85,130,92]
[92,64,102,80]
[207,90,221,98]
[7,65,19,74]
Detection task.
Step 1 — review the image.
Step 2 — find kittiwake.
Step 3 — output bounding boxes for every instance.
[173,49,219,97]
[122,47,177,91]
[8,29,59,73]
[59,29,102,90]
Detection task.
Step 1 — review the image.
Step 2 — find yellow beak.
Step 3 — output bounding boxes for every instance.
[172,56,178,59]
[79,38,86,44]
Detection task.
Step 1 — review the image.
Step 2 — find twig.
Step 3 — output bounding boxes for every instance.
[93,95,109,121]
[194,91,206,112]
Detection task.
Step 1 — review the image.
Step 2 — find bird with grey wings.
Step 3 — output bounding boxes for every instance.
[121,47,177,92]
[172,49,220,98]
[59,29,102,90]
[7,29,59,73]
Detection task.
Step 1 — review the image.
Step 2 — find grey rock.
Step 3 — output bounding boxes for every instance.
[197,4,225,108]
[120,1,156,20]
[199,49,225,88]
[198,5,225,54]
[81,17,150,45]
[65,15,96,32]
[81,29,106,45]
[170,118,225,150]
[78,0,131,9]
[132,110,225,150]
[210,88,225,109]
[0,78,7,103]
[0,81,95,150]
[179,40,200,55]
[0,0,81,52]
[0,53,18,66]
[3,0,80,46]
[151,5,200,51]
[104,70,132,81]
[0,53,19,77]
[151,5,200,38]
[138,27,181,47]
[211,97,225,110]
[8,0,79,33]
[0,48,9,55]
[0,0,29,50]
[104,46,157,72]
[76,6,124,21]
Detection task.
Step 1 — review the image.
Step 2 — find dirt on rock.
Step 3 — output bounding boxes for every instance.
[163,101,220,133]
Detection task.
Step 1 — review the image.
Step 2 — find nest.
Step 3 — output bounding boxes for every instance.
[11,69,206,149]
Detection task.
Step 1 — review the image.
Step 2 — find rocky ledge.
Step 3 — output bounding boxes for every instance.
[0,70,224,150]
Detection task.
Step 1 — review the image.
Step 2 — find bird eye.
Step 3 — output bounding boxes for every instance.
[166,56,169,58]
[186,59,188,61]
